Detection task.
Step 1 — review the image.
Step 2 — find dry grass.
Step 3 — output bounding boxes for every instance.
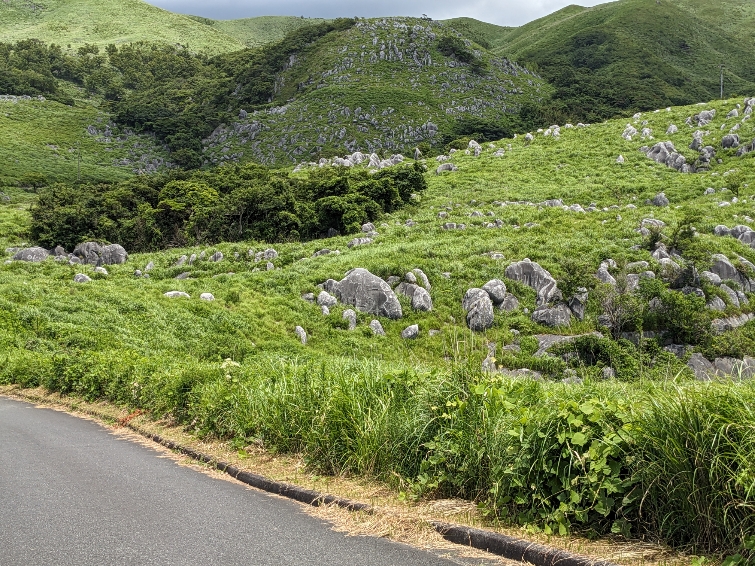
[0,384,705,566]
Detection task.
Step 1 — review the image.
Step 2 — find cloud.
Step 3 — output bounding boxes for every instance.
[146,0,611,27]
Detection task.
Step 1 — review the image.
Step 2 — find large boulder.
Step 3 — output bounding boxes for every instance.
[331,268,402,319]
[710,254,752,291]
[504,259,560,305]
[13,247,49,262]
[722,134,740,149]
[464,289,494,332]
[101,244,128,265]
[531,304,572,328]
[482,279,507,304]
[394,282,432,311]
[73,242,104,265]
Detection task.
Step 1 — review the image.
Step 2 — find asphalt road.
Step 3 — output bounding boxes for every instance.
[0,397,473,566]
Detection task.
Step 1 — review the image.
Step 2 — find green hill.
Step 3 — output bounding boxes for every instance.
[451,0,755,122]
[0,0,244,53]
[188,15,329,49]
[200,17,548,166]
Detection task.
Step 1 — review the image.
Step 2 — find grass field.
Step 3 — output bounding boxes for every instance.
[0,0,243,53]
[2,95,755,552]
[0,90,171,187]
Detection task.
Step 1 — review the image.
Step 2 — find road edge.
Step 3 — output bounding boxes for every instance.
[0,390,620,566]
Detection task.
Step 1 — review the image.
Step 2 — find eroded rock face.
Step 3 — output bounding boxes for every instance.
[465,290,494,332]
[505,259,560,305]
[13,247,49,262]
[531,304,572,328]
[331,268,402,319]
[482,279,507,304]
[72,242,128,265]
[101,244,128,265]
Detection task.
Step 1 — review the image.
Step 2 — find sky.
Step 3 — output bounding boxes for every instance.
[144,0,611,27]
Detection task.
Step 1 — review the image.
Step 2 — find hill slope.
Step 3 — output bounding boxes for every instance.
[0,0,244,53]
[188,15,329,49]
[459,0,755,122]
[201,17,548,166]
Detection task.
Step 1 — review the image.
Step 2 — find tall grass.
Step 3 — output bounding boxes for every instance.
[3,347,754,553]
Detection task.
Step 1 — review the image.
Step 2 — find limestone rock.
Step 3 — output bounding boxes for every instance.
[369,320,386,336]
[73,273,91,283]
[164,291,190,299]
[13,247,49,262]
[504,259,560,306]
[331,268,402,319]
[482,279,507,304]
[294,326,307,345]
[401,324,419,339]
[464,289,494,332]
[200,293,215,301]
[317,291,338,308]
[688,353,715,381]
[342,309,357,330]
[531,304,572,327]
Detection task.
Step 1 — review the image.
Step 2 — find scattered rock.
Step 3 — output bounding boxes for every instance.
[210,251,224,262]
[73,273,91,283]
[13,247,49,262]
[504,259,560,306]
[200,293,215,301]
[482,279,507,304]
[317,291,338,308]
[342,309,357,330]
[164,291,190,299]
[464,289,494,332]
[347,237,373,248]
[652,192,669,207]
[531,304,572,327]
[401,324,419,339]
[369,320,386,336]
[294,326,307,345]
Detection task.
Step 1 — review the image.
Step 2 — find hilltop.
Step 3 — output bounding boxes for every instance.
[452,0,755,122]
[0,0,244,53]
[187,15,329,49]
[201,17,547,166]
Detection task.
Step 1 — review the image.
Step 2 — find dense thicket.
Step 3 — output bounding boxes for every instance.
[29,162,426,250]
[0,39,81,103]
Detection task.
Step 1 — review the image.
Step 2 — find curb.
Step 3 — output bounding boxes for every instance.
[1,391,620,566]
[431,522,620,566]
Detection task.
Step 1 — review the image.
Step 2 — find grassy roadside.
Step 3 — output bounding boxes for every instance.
[0,384,695,566]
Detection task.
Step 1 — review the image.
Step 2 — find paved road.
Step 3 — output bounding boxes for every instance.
[0,397,473,566]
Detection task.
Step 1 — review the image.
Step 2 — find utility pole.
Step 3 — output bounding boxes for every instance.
[720,64,725,100]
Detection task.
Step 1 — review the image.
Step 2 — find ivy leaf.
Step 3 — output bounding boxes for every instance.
[571,432,588,447]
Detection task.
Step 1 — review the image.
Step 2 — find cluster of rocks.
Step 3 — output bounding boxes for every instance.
[0,95,46,103]
[301,266,439,340]
[293,152,408,172]
[9,242,128,267]
[687,354,755,381]
[462,279,519,331]
[165,248,280,279]
[0,191,11,203]
[164,291,215,301]
[713,224,755,249]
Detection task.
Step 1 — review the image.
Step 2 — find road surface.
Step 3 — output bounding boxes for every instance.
[0,397,481,566]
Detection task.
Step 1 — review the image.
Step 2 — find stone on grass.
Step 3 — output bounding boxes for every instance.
[164,291,190,299]
[531,304,572,327]
[688,353,715,381]
[504,259,560,306]
[369,320,386,336]
[482,279,507,304]
[294,326,307,345]
[101,244,128,265]
[94,266,108,275]
[13,247,49,262]
[401,324,419,339]
[210,251,223,262]
[73,273,91,283]
[464,290,494,332]
[317,291,338,308]
[331,268,402,319]
[652,193,669,207]
[347,237,372,248]
[175,272,191,280]
[498,294,520,312]
[342,309,357,330]
[412,268,431,290]
[200,293,215,301]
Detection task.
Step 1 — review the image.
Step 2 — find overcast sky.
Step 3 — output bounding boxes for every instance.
[145,0,611,27]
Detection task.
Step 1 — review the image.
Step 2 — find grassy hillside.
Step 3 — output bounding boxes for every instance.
[191,15,329,48]
[2,96,755,551]
[0,0,244,53]
[202,17,548,166]
[457,0,755,122]
[0,90,171,187]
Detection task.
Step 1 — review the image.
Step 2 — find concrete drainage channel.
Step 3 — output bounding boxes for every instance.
[4,392,618,566]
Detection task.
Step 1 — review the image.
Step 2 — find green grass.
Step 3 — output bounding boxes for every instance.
[0,0,244,53]
[0,89,171,187]
[207,16,329,48]
[3,93,755,552]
